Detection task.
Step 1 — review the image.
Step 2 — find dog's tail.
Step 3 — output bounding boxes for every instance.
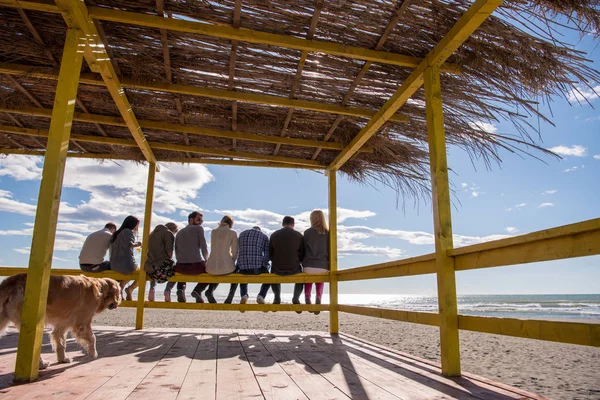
[0,274,26,334]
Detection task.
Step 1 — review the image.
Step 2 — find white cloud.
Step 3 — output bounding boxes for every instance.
[548,145,587,157]
[567,85,600,103]
[461,183,468,188]
[468,121,498,134]
[506,203,527,212]
[594,155,600,160]
[539,203,554,208]
[471,191,479,198]
[0,190,37,216]
[563,166,578,172]
[542,190,557,195]
[505,227,519,234]
[0,156,43,180]
[13,247,30,254]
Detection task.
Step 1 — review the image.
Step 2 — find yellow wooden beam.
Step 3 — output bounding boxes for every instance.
[0,0,58,13]
[336,254,437,281]
[0,148,324,170]
[0,124,325,167]
[453,223,600,271]
[0,62,409,124]
[326,0,503,172]
[52,0,158,167]
[0,268,330,283]
[328,171,339,334]
[425,65,460,377]
[339,305,441,327]
[135,162,155,330]
[458,315,600,347]
[14,28,85,383]
[0,105,373,152]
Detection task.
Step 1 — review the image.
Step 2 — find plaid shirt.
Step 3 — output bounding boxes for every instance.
[237,227,270,270]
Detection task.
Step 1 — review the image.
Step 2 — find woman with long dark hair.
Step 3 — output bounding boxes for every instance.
[110,215,142,300]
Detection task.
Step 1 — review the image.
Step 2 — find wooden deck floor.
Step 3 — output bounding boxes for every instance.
[0,326,547,399]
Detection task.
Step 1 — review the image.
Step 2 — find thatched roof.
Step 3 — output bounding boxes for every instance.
[0,0,599,196]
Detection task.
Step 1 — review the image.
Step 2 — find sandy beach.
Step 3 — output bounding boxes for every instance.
[91,308,600,400]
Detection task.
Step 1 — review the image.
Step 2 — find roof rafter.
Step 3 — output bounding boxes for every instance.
[0,147,322,169]
[0,62,409,123]
[0,105,373,152]
[228,0,242,151]
[0,0,461,74]
[273,0,323,156]
[327,0,503,172]
[0,124,326,167]
[156,0,190,155]
[53,0,158,166]
[312,0,412,161]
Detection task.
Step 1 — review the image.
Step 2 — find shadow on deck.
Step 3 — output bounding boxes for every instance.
[0,326,546,399]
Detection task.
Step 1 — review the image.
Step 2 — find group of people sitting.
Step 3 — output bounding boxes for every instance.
[78,210,330,312]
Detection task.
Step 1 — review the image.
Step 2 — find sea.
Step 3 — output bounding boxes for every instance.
[147,289,600,321]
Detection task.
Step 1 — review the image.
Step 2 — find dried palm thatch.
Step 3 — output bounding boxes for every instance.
[0,0,599,200]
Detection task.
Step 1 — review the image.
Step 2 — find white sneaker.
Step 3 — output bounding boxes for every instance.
[256,295,265,304]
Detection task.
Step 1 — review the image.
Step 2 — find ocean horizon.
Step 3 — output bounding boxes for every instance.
[142,289,600,321]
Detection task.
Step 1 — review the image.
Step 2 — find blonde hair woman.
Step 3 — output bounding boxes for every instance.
[303,210,329,314]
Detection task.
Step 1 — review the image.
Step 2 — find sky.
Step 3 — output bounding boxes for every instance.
[0,26,598,297]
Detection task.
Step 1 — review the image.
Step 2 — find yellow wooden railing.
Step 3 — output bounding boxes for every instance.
[2,217,598,350]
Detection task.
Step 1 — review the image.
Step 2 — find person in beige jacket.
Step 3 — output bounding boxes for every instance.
[205,215,239,303]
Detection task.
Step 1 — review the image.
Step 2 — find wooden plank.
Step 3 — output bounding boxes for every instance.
[425,65,460,376]
[0,268,329,283]
[0,63,409,123]
[0,124,326,167]
[127,333,198,399]
[326,0,502,172]
[336,334,531,400]
[238,332,308,399]
[328,171,339,334]
[0,107,367,151]
[2,329,161,399]
[215,332,263,399]
[177,333,218,400]
[14,28,85,383]
[454,227,600,271]
[458,315,600,347]
[338,305,440,326]
[254,333,349,400]
[276,336,401,400]
[54,0,158,165]
[84,332,181,399]
[136,162,155,329]
[336,254,436,281]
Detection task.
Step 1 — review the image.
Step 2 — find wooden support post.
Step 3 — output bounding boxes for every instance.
[14,28,85,382]
[424,65,460,376]
[135,162,156,329]
[328,171,339,334]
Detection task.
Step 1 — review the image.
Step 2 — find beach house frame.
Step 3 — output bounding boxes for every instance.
[0,0,598,384]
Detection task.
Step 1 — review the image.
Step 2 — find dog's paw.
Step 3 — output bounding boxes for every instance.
[57,357,72,364]
[89,351,98,359]
[39,359,50,370]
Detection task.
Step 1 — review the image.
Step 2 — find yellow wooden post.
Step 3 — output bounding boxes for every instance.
[424,65,461,376]
[14,28,85,382]
[135,162,156,329]
[328,171,339,334]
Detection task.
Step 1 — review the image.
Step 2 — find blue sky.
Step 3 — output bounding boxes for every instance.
[0,29,598,296]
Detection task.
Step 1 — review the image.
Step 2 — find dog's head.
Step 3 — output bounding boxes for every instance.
[99,278,122,311]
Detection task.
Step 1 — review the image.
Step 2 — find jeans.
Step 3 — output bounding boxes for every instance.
[258,267,303,302]
[238,267,269,298]
[80,261,111,273]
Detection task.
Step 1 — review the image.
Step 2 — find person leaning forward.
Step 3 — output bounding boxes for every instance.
[257,216,305,308]
[164,211,215,303]
[144,222,178,301]
[79,222,117,272]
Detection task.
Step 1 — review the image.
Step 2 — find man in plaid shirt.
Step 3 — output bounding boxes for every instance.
[227,226,270,305]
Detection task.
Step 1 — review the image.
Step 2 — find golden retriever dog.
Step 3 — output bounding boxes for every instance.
[0,273,121,369]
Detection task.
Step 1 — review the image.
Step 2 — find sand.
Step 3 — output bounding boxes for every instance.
[91,307,600,400]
